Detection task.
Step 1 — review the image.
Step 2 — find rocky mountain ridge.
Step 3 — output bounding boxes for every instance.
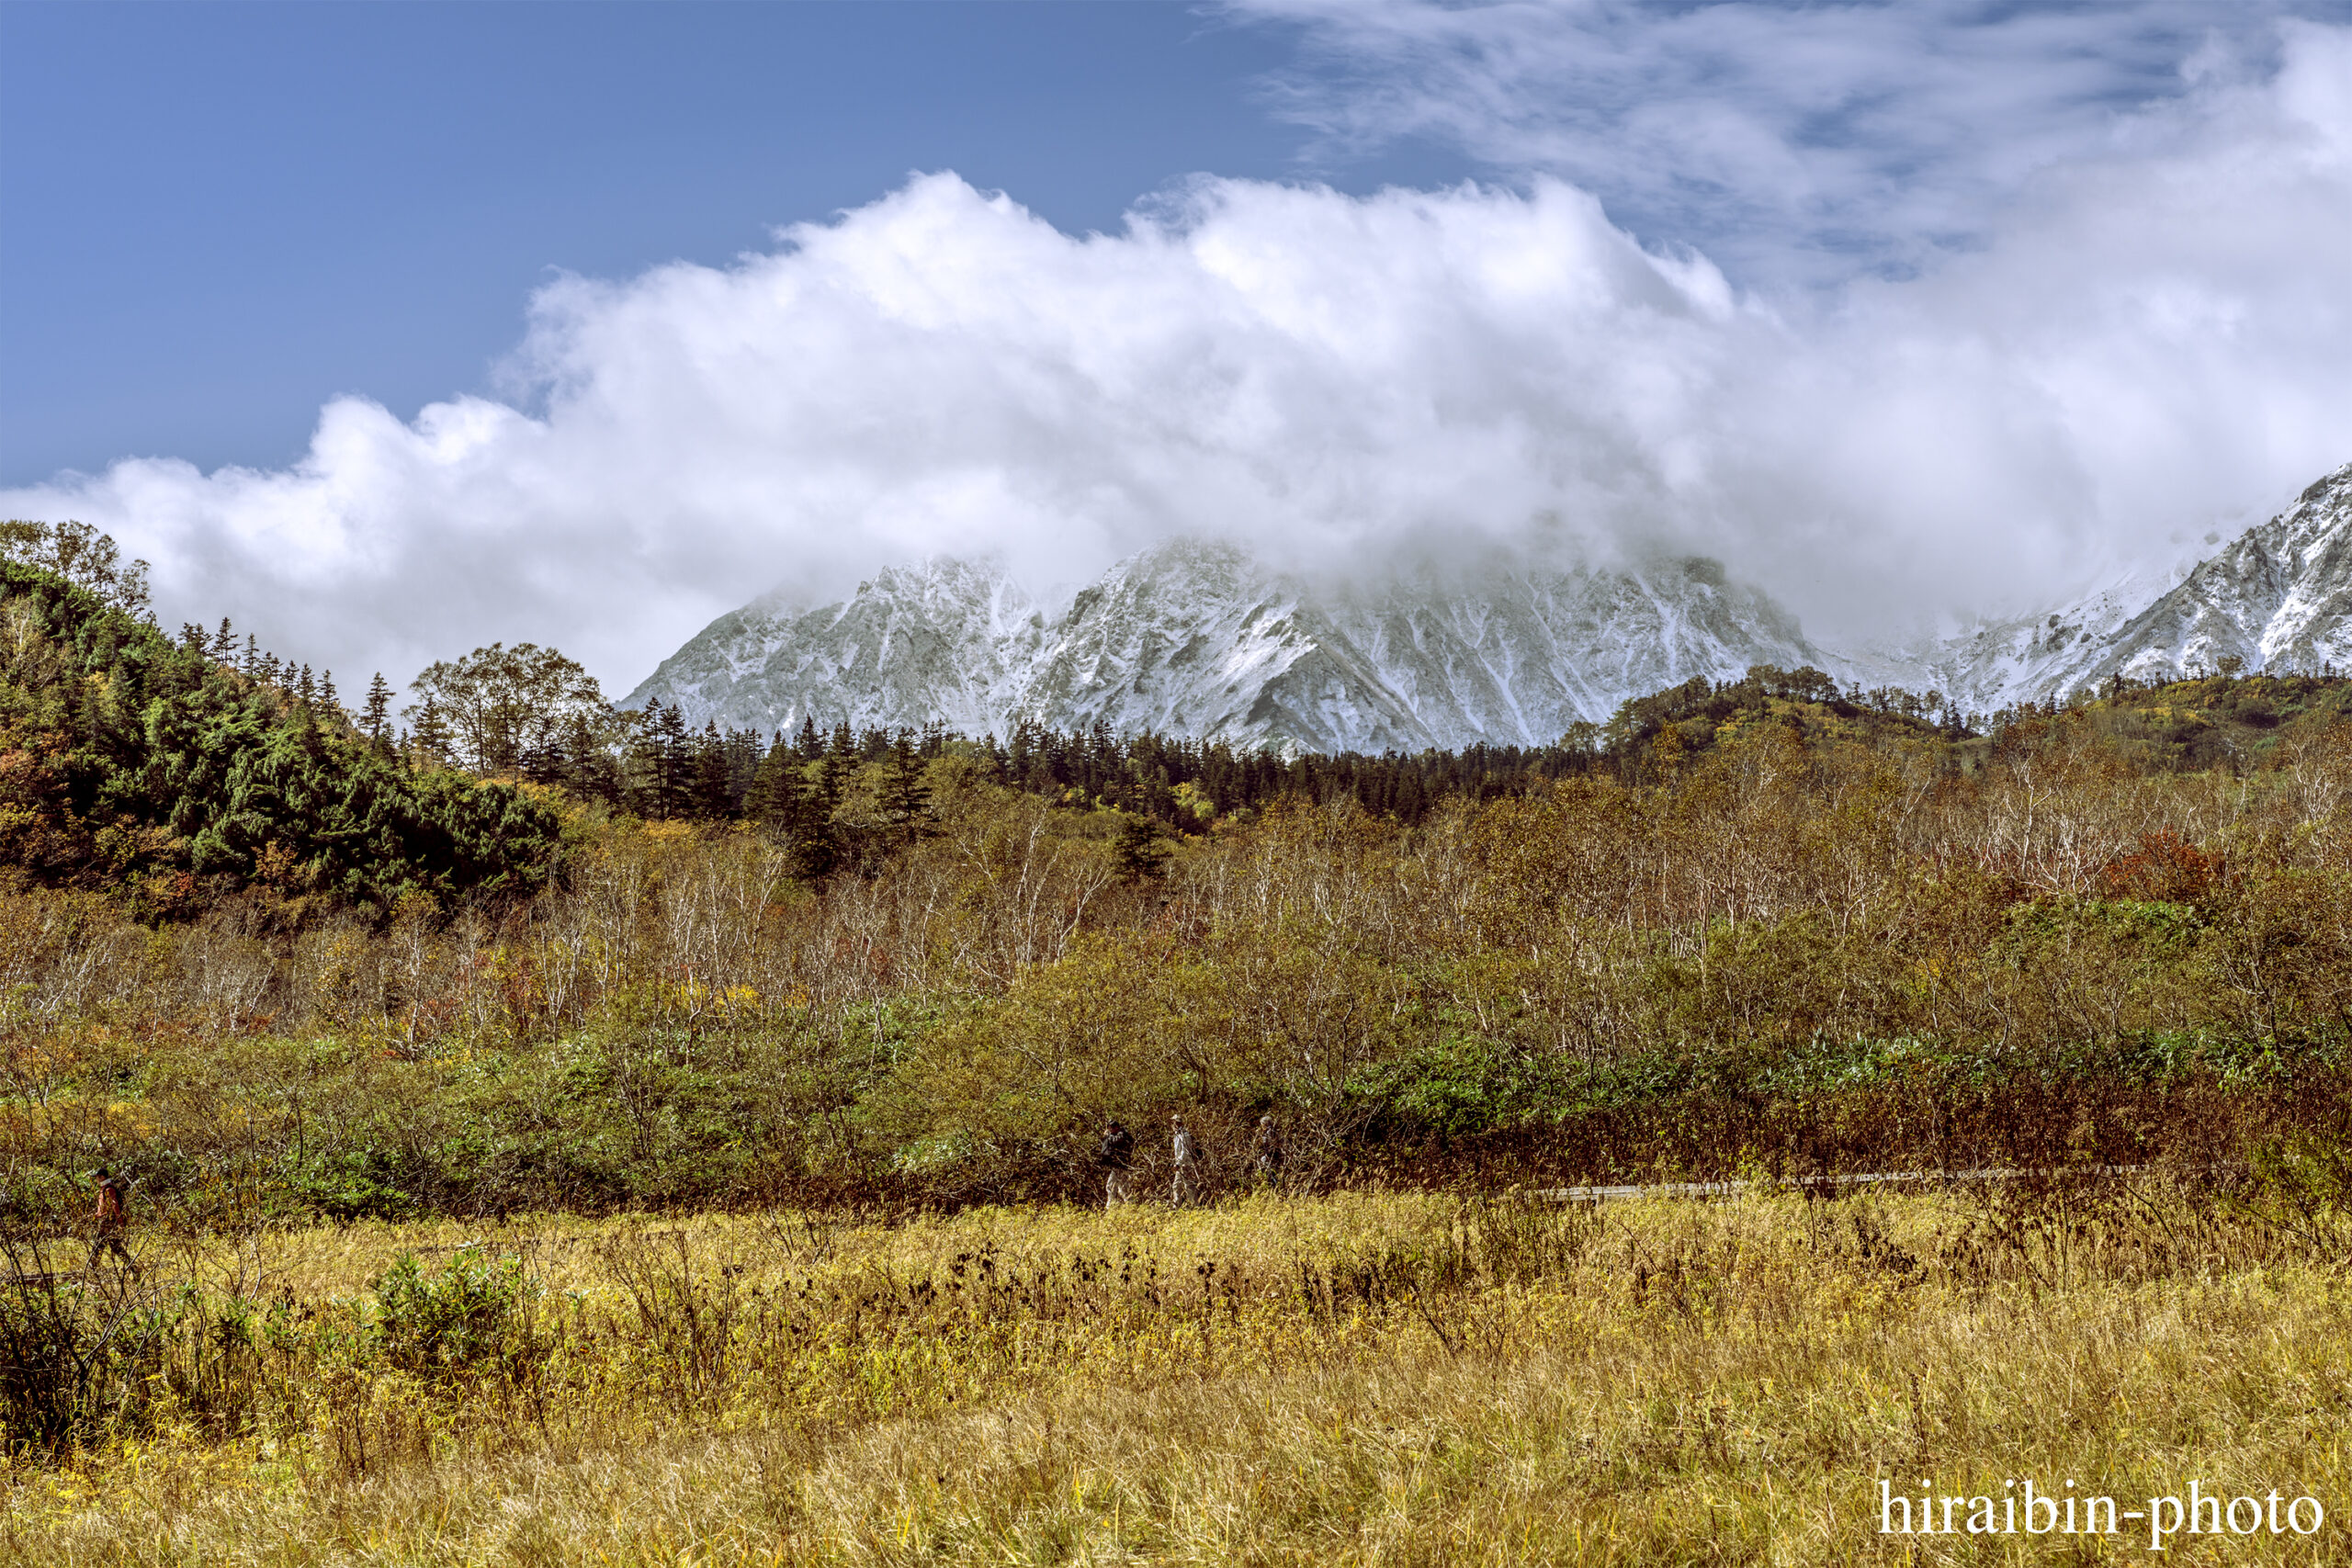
[1886,462,2352,710]
[627,461,2352,752]
[628,539,1830,753]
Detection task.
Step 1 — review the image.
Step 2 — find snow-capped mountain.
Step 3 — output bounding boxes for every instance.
[1870,572,2171,711]
[1002,540,1439,755]
[628,539,1832,752]
[2059,464,2352,690]
[1912,461,2352,709]
[1328,550,1820,746]
[627,461,2352,749]
[632,557,1049,738]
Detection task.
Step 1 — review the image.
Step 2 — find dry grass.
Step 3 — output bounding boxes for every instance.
[4,1179,2348,1565]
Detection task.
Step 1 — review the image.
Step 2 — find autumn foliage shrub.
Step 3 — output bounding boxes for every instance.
[0,642,2346,1216]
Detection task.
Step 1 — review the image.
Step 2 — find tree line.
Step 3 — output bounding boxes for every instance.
[2,522,563,918]
[147,615,2352,898]
[16,514,2349,924]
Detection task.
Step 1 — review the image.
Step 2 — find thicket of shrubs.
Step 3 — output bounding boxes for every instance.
[0,556,564,919]
[2,526,2348,1222]
[0,1230,554,1453]
[0,671,2346,1222]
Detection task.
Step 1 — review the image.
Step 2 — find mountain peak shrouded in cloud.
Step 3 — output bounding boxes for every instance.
[629,462,2352,754]
[2,12,2348,702]
[626,532,1834,753]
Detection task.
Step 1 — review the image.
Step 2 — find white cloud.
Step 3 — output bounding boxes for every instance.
[1241,0,2345,286]
[3,15,2347,694]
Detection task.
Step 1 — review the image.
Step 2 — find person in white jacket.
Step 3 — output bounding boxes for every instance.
[1170,1114,1204,1207]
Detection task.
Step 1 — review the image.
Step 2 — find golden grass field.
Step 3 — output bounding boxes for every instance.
[4,1179,2348,1566]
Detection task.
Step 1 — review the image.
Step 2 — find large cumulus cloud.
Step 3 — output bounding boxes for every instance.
[4,16,2347,693]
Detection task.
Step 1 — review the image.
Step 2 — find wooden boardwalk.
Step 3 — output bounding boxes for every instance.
[1533,1167,2149,1202]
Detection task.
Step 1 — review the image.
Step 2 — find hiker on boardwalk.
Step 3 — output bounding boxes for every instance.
[1250,1114,1284,1190]
[1097,1118,1136,1207]
[88,1166,135,1273]
[1170,1114,1205,1207]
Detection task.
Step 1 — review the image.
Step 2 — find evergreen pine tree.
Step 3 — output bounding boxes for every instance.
[727,727,763,803]
[1113,812,1171,882]
[519,731,571,787]
[213,617,236,660]
[767,728,851,880]
[690,720,735,818]
[319,670,338,712]
[744,734,823,870]
[746,738,797,825]
[564,710,623,802]
[646,701,692,818]
[877,735,937,845]
[411,694,455,766]
[796,755,842,881]
[620,715,658,814]
[363,672,394,750]
[1007,717,1038,780]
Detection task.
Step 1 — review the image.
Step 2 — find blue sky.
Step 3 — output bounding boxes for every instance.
[3,3,1408,479]
[4,2,2349,692]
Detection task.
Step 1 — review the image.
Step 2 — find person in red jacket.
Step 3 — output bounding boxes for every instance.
[88,1166,136,1273]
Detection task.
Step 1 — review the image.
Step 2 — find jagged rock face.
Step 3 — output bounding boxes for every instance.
[1329,553,1823,747]
[1007,541,1438,755]
[627,461,2352,746]
[1876,578,2163,712]
[2079,465,2352,687]
[628,539,1835,751]
[1914,462,2352,708]
[631,558,1046,737]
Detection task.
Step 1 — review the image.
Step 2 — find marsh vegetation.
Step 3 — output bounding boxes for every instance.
[3,538,2349,1561]
[6,1179,2349,1563]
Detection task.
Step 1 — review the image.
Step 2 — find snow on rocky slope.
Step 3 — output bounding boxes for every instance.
[1324,548,1822,747]
[627,462,2352,750]
[628,539,1833,752]
[628,557,1047,738]
[1869,572,2172,713]
[2062,464,2352,690]
[1910,461,2352,710]
[1004,540,1436,755]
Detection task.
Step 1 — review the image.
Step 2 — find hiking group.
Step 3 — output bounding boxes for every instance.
[1096,1114,1284,1208]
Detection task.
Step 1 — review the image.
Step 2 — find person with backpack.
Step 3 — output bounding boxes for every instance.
[1170,1114,1205,1207]
[88,1166,136,1273]
[1097,1119,1136,1207]
[1250,1114,1284,1190]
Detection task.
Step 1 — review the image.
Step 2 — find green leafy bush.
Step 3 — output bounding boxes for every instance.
[371,1246,551,1391]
